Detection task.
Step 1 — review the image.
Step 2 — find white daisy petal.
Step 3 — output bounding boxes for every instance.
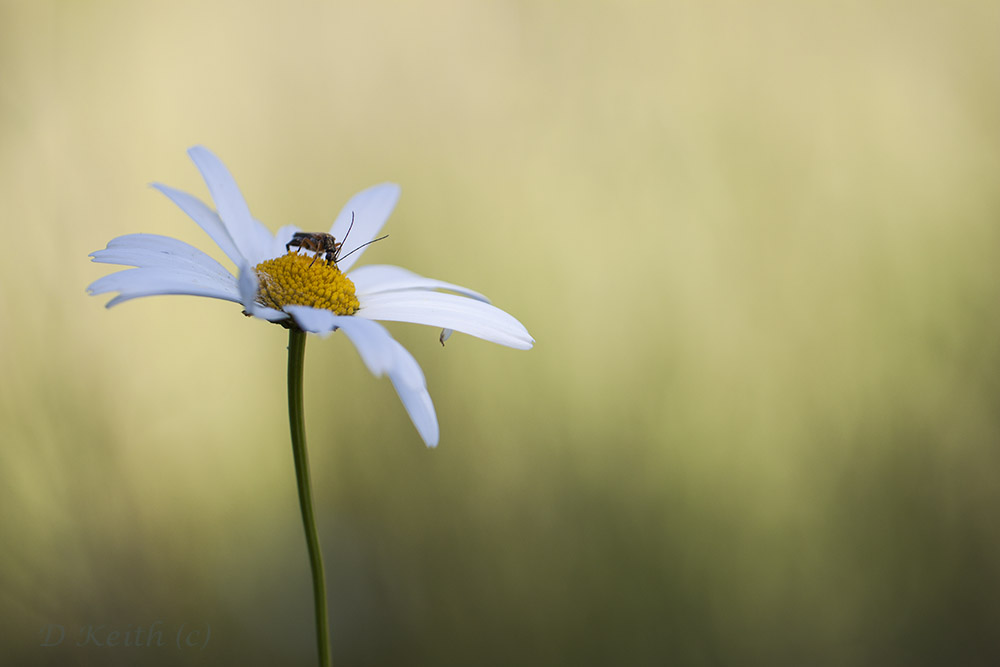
[89,262,237,296]
[237,262,259,308]
[347,265,489,350]
[91,234,235,281]
[348,264,490,302]
[246,302,289,322]
[92,247,228,280]
[236,263,290,322]
[384,336,430,395]
[357,291,534,350]
[150,183,244,266]
[284,305,339,336]
[321,316,393,375]
[187,146,273,265]
[88,267,242,308]
[328,183,401,273]
[390,371,439,447]
[330,317,438,447]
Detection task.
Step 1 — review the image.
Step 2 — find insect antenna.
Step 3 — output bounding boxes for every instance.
[339,211,356,251]
[337,234,389,263]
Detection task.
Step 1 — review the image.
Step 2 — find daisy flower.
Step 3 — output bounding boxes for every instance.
[89,146,533,666]
[88,146,534,447]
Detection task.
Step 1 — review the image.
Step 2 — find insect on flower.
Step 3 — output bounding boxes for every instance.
[286,232,342,267]
[286,213,388,268]
[89,146,534,447]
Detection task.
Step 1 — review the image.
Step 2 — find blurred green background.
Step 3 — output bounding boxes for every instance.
[3,1,1000,665]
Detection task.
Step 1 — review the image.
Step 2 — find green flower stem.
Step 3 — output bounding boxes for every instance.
[287,328,331,667]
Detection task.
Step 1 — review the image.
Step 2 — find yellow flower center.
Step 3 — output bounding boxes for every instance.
[253,252,360,315]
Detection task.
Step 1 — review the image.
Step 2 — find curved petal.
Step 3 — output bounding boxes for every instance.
[245,302,289,322]
[284,305,339,336]
[348,264,490,349]
[243,303,288,322]
[348,264,490,302]
[281,311,439,445]
[237,262,258,309]
[389,369,439,448]
[187,146,274,266]
[328,184,401,273]
[357,291,534,350]
[91,234,235,281]
[237,264,289,322]
[150,183,244,267]
[87,267,242,308]
[330,316,439,447]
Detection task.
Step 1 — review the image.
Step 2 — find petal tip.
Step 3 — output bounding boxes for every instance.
[187,144,210,158]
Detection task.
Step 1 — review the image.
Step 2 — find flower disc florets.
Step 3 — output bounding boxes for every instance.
[254,252,360,315]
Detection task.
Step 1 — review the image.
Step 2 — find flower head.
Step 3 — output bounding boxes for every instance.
[88,146,533,446]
